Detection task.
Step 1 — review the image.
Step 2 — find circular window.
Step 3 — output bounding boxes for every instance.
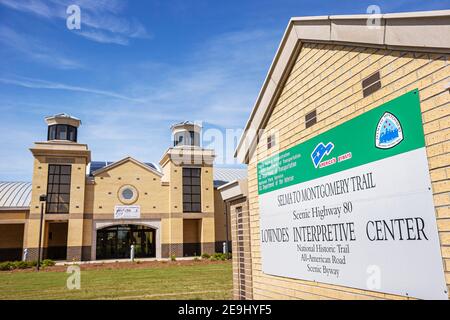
[122,188,134,200]
[118,185,138,204]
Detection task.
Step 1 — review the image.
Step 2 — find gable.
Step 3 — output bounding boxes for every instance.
[92,157,162,178]
[235,10,450,164]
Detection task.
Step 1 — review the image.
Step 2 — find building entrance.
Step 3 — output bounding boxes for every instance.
[96,224,156,260]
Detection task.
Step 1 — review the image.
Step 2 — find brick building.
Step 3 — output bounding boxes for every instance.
[234,10,450,299]
[0,115,245,262]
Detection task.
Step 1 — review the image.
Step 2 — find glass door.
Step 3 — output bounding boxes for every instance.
[96,225,156,260]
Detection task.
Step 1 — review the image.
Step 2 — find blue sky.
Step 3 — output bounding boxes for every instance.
[0,0,449,181]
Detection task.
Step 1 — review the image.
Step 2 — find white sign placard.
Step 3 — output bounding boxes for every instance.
[259,149,447,299]
[114,205,140,219]
[257,92,447,300]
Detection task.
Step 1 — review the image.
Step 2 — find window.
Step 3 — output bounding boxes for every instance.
[174,135,183,146]
[118,185,138,204]
[122,188,134,200]
[57,125,67,140]
[267,134,275,149]
[305,110,317,128]
[46,165,71,214]
[48,125,77,142]
[173,131,200,147]
[362,71,381,97]
[183,168,201,212]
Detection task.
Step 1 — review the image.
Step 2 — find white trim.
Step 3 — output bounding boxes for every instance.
[218,179,248,201]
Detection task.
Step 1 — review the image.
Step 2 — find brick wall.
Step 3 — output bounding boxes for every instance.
[230,198,253,300]
[248,42,449,299]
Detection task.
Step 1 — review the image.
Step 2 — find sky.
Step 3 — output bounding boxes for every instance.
[0,0,449,181]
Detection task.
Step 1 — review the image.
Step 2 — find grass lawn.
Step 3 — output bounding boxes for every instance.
[0,260,232,300]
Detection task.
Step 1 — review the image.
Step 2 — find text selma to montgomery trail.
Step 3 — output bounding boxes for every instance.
[261,172,430,243]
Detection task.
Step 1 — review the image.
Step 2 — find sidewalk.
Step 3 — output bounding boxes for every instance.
[55,256,197,266]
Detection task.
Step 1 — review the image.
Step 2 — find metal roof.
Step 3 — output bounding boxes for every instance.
[213,168,247,188]
[0,182,32,209]
[88,161,161,176]
[90,161,246,187]
[0,167,246,209]
[170,121,202,129]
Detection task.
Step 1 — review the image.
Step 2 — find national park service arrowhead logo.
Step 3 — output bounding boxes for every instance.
[375,112,403,149]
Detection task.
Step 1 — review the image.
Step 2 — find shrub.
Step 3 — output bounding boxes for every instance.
[13,261,29,269]
[170,254,177,262]
[0,261,13,271]
[209,253,232,261]
[210,253,227,261]
[41,259,55,268]
[201,253,210,259]
[27,261,38,267]
[193,256,200,261]
[0,260,41,271]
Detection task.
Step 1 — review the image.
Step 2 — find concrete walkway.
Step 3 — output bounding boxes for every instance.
[55,256,197,266]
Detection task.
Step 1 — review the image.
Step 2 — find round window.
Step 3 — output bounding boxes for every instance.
[122,188,134,200]
[118,185,138,204]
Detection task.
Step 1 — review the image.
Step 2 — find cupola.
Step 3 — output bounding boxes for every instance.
[171,121,201,147]
[45,113,81,143]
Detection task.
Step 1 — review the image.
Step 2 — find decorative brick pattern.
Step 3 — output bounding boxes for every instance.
[66,246,82,261]
[201,242,215,255]
[81,246,92,261]
[161,243,183,258]
[161,242,215,257]
[24,248,40,262]
[229,198,253,300]
[215,241,232,253]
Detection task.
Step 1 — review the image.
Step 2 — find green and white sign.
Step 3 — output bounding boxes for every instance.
[257,90,447,300]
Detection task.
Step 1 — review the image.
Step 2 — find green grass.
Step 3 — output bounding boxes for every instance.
[0,261,232,300]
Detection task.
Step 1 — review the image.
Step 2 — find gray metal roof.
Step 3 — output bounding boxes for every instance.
[213,168,247,188]
[90,161,247,187]
[88,160,162,176]
[0,182,32,209]
[0,167,246,208]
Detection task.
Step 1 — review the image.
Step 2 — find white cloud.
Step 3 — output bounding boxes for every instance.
[0,0,54,18]
[0,26,279,179]
[0,0,150,45]
[77,29,129,46]
[124,28,281,127]
[0,76,143,102]
[0,26,82,69]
